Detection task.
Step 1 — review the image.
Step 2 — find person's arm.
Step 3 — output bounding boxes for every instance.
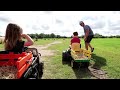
[84,26,90,41]
[84,30,89,41]
[21,34,34,46]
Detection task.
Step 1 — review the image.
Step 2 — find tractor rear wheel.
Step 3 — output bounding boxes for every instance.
[71,60,79,69]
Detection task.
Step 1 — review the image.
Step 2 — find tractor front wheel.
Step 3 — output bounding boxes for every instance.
[30,66,40,79]
[39,62,44,78]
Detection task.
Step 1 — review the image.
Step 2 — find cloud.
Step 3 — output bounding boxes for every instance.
[113,11,120,14]
[28,24,50,35]
[82,16,97,21]
[81,16,106,29]
[0,11,120,36]
[92,21,106,29]
[41,24,49,30]
[56,19,63,24]
[107,19,120,30]
[32,25,42,31]
[109,26,120,30]
[0,16,11,22]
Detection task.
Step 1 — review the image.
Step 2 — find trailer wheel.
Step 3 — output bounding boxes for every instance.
[71,60,79,69]
[81,62,89,68]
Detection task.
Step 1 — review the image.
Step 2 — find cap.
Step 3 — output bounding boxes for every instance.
[79,21,84,25]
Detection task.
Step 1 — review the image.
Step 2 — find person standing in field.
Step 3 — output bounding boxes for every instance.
[4,23,34,53]
[79,21,94,52]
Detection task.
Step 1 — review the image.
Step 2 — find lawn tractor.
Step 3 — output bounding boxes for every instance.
[0,47,44,79]
[62,43,92,69]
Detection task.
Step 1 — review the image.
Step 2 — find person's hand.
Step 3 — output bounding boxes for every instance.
[69,45,71,49]
[21,34,27,38]
[21,34,34,46]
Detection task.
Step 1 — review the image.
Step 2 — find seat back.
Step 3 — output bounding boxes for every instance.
[71,43,80,52]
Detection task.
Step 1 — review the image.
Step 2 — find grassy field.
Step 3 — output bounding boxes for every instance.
[0,38,120,79]
[0,43,4,50]
[40,38,120,79]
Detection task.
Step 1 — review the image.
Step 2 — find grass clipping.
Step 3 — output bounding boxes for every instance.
[0,66,17,79]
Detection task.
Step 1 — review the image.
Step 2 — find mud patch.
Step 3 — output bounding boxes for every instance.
[88,66,108,79]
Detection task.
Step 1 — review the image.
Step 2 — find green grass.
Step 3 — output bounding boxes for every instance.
[34,38,56,45]
[91,38,120,78]
[41,38,120,79]
[0,44,4,50]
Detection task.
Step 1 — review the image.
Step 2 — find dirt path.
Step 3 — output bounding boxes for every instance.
[29,41,62,79]
[29,41,62,57]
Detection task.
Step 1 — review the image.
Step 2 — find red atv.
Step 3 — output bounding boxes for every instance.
[0,47,44,79]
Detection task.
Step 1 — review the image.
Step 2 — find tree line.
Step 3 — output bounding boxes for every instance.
[92,33,120,38]
[28,33,67,39]
[0,33,120,44]
[28,33,120,39]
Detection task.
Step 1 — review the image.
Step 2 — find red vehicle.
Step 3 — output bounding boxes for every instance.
[0,48,44,79]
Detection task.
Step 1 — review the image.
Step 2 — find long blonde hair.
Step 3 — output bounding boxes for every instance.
[4,23,23,50]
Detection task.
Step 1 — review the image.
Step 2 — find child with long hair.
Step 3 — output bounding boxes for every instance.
[4,23,34,53]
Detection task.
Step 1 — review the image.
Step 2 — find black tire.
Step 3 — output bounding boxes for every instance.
[39,62,44,78]
[71,60,79,69]
[62,51,66,61]
[62,50,71,61]
[30,66,40,79]
[29,62,43,79]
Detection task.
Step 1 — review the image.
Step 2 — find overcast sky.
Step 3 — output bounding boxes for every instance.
[0,11,120,36]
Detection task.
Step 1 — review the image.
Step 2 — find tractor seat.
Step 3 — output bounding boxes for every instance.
[71,43,81,52]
